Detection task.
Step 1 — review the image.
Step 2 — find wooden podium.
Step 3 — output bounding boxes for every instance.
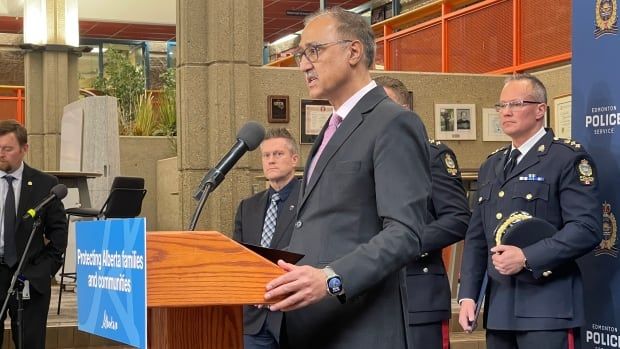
[146,231,285,348]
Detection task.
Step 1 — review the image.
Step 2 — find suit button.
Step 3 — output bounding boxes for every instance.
[526,193,533,200]
[498,191,505,198]
[496,212,503,220]
[423,267,429,273]
[421,253,429,258]
[543,270,552,277]
[295,221,302,228]
[478,197,483,203]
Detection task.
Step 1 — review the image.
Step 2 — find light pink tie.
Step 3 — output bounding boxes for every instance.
[306,114,342,182]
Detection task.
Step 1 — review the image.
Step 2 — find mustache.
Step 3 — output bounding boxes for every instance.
[305,71,318,80]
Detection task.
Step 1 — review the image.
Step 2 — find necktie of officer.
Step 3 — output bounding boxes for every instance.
[260,192,280,248]
[306,114,343,182]
[503,148,521,180]
[3,175,17,267]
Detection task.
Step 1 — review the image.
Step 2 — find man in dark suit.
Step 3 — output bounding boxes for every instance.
[0,119,67,348]
[376,75,471,349]
[458,74,602,349]
[264,8,431,349]
[233,127,301,349]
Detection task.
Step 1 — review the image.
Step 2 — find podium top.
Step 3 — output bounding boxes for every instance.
[147,231,286,308]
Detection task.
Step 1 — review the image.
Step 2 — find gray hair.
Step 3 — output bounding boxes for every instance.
[504,73,548,103]
[305,7,376,69]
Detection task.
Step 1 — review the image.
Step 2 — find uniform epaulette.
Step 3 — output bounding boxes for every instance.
[552,136,583,151]
[488,146,508,158]
[428,138,442,147]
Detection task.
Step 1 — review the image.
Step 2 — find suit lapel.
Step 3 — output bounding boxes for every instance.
[495,148,509,183]
[16,164,34,230]
[270,180,300,248]
[299,86,386,212]
[249,191,269,245]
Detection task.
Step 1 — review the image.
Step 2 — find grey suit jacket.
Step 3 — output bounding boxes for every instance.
[284,86,431,349]
[233,178,301,338]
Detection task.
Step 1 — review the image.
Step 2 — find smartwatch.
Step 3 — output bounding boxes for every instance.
[323,266,346,304]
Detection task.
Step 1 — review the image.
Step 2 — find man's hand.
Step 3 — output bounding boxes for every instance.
[490,245,526,275]
[458,299,476,333]
[264,260,328,312]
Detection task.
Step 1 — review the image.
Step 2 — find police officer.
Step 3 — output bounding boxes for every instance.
[376,76,471,349]
[458,73,602,349]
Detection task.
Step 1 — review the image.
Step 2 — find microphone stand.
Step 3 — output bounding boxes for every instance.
[0,217,42,349]
[187,182,214,231]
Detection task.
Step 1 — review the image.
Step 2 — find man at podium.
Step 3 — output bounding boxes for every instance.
[233,128,301,349]
[264,8,431,349]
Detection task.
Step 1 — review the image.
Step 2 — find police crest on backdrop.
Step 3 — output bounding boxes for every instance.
[595,0,619,38]
[596,201,619,257]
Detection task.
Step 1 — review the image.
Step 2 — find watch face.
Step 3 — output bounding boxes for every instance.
[328,277,343,294]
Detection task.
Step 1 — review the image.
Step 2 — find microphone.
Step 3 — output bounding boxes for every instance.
[22,184,68,220]
[193,121,265,200]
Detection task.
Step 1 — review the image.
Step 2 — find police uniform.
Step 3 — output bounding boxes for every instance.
[459,129,602,349]
[406,140,470,349]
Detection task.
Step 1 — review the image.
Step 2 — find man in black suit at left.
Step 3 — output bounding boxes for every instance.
[0,119,67,348]
[233,127,301,349]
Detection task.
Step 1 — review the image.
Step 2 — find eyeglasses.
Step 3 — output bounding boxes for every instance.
[293,40,353,65]
[494,100,543,112]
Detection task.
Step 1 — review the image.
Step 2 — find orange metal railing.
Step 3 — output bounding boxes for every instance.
[0,86,25,124]
[372,0,571,73]
[265,0,571,74]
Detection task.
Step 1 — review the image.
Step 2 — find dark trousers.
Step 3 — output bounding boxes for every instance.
[0,264,50,349]
[408,320,450,349]
[244,321,280,349]
[486,328,580,349]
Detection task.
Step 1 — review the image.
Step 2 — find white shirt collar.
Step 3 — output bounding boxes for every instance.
[513,127,546,163]
[334,80,377,121]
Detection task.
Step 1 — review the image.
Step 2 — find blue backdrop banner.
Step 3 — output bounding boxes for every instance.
[75,218,147,349]
[573,1,620,348]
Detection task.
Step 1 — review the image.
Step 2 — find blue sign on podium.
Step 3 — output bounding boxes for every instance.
[75,218,147,349]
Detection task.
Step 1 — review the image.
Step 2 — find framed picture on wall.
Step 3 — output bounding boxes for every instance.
[482,108,510,142]
[371,6,385,24]
[434,104,477,140]
[268,95,289,123]
[553,94,571,138]
[300,99,333,144]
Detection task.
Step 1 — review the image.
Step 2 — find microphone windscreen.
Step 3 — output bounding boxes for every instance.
[237,121,266,151]
[51,184,68,200]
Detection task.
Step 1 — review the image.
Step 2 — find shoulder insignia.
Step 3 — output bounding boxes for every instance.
[444,153,459,176]
[489,146,508,158]
[577,158,595,185]
[553,137,583,151]
[428,138,442,147]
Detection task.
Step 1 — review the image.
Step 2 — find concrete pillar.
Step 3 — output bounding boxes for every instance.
[176,0,263,232]
[24,0,80,170]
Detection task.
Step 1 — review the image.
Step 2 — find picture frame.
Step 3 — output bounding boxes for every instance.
[300,99,333,144]
[434,104,477,140]
[268,95,290,123]
[371,6,385,24]
[553,94,572,138]
[482,108,510,142]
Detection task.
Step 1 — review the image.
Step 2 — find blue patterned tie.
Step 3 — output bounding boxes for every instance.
[3,175,17,267]
[260,192,280,248]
